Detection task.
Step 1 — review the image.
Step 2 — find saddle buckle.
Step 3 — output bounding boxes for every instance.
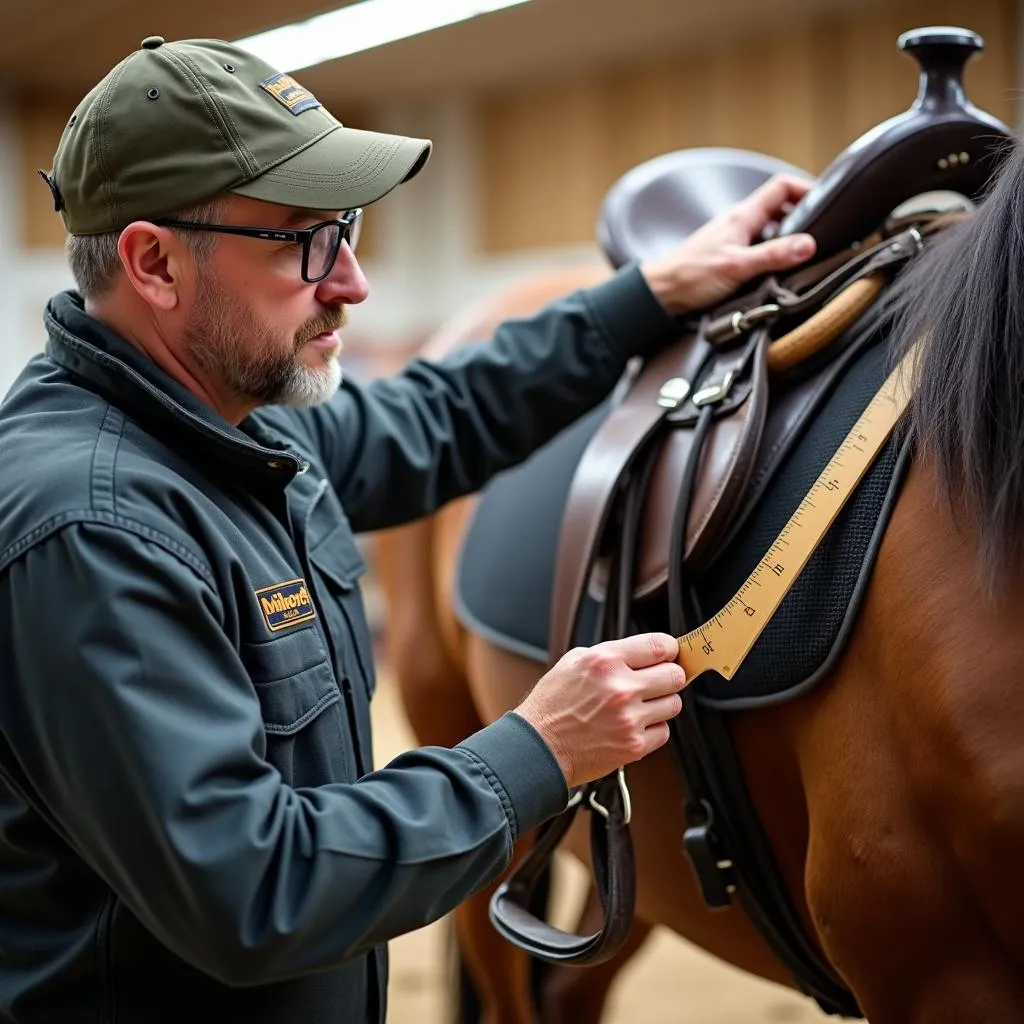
[707,301,781,344]
[587,766,632,825]
[692,368,738,408]
[736,302,781,333]
[682,799,735,908]
[657,377,691,409]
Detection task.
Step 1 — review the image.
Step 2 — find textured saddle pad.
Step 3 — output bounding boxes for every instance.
[454,336,909,707]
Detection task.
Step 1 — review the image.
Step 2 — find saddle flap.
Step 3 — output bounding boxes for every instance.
[648,333,770,585]
[588,334,769,604]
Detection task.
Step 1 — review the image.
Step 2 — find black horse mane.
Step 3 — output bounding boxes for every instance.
[883,135,1024,590]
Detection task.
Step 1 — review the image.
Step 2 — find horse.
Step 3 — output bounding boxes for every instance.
[372,26,1024,1024]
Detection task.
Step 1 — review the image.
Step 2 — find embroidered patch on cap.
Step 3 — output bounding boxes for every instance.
[259,73,322,115]
[255,578,317,632]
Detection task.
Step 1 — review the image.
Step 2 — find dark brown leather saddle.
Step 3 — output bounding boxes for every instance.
[490,25,1012,1018]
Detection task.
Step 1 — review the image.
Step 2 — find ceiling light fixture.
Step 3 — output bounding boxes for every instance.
[235,0,537,72]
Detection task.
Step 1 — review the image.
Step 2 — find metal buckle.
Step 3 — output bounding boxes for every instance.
[729,302,780,338]
[657,377,691,409]
[691,368,737,407]
[587,767,632,826]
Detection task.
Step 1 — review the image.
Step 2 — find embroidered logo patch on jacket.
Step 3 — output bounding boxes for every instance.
[259,73,322,115]
[255,578,317,631]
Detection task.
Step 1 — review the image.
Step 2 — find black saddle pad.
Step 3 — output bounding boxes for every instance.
[454,336,908,707]
[454,399,608,662]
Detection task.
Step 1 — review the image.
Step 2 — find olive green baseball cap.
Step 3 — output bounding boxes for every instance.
[43,35,432,235]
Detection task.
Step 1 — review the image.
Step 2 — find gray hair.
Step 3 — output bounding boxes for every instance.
[65,195,228,300]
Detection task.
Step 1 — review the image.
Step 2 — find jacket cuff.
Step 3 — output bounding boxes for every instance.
[457,711,569,841]
[582,263,679,359]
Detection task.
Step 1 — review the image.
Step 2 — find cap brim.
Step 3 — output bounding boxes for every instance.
[230,125,431,211]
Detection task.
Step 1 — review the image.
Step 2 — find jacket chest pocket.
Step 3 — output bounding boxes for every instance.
[239,627,351,786]
[308,523,378,697]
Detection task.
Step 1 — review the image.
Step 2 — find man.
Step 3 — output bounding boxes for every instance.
[0,35,816,1024]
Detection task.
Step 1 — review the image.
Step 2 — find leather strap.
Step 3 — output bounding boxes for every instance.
[490,335,713,968]
[704,225,924,347]
[489,772,635,964]
[547,333,714,665]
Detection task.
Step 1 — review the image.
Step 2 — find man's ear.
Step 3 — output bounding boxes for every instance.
[117,223,189,312]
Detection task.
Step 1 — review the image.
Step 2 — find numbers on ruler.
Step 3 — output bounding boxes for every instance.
[676,354,914,677]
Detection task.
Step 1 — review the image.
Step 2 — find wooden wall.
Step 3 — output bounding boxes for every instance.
[13,0,1019,257]
[18,99,73,250]
[477,0,1019,252]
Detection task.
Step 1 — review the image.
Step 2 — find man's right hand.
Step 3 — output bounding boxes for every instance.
[514,633,687,790]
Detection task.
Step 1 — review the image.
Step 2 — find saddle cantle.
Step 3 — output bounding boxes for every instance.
[489,24,1013,1017]
[598,146,811,267]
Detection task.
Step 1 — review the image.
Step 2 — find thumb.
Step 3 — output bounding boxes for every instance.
[738,233,816,279]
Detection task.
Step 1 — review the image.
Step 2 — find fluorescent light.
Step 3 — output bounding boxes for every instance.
[235,0,536,72]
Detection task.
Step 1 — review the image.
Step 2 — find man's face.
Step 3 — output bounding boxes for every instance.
[180,195,368,410]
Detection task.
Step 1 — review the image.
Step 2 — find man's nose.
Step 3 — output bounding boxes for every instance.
[315,241,369,305]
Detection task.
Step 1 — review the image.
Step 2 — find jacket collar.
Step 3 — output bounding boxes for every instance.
[44,290,304,487]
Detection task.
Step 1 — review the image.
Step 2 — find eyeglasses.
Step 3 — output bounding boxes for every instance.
[154,208,363,283]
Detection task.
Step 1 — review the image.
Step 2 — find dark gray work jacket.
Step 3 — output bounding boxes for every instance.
[0,268,675,1023]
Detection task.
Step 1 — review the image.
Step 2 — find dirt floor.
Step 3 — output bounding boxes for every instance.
[370,673,831,1024]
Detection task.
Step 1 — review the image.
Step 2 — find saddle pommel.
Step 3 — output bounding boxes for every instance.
[779,25,1012,259]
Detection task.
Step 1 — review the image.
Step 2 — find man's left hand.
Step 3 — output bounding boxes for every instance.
[641,174,817,316]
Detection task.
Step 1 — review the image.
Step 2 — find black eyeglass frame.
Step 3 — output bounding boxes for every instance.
[154,208,363,283]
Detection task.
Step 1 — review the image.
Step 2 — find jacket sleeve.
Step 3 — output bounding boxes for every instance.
[296,263,678,532]
[1,521,568,986]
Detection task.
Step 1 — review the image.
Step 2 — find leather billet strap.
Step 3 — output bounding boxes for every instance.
[546,331,715,666]
[492,337,712,969]
[489,770,635,965]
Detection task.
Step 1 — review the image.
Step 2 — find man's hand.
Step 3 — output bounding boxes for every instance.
[641,174,817,315]
[515,633,686,789]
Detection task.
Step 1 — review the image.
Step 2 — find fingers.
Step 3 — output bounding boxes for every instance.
[737,173,815,230]
[641,721,672,757]
[597,632,680,669]
[639,692,684,728]
[630,660,687,699]
[731,233,817,283]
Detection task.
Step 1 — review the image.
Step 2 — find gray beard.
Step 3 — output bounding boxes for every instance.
[184,280,343,409]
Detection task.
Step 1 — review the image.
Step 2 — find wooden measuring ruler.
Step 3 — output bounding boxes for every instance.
[676,344,918,681]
